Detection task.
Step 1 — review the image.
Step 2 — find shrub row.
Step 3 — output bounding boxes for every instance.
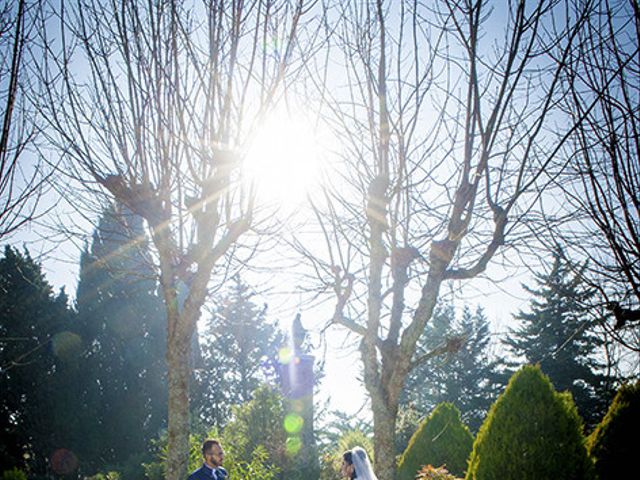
[399,365,637,480]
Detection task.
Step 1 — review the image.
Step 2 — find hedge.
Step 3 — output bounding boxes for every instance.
[588,381,640,480]
[465,365,595,480]
[397,403,473,480]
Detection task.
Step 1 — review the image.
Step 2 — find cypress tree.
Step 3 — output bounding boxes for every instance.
[75,204,166,472]
[465,365,595,480]
[397,403,473,480]
[0,246,77,473]
[587,381,640,480]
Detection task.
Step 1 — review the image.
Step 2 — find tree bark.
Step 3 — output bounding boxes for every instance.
[166,331,191,480]
[372,397,397,480]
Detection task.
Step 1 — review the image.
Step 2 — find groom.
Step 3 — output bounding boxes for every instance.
[188,439,227,480]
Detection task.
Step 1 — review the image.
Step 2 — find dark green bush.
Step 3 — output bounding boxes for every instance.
[465,365,595,480]
[587,381,640,480]
[397,403,473,480]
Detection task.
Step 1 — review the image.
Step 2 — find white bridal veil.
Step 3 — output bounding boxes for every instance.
[351,447,378,480]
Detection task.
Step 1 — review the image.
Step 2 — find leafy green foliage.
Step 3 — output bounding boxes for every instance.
[2,468,27,480]
[141,460,164,480]
[465,365,595,480]
[85,472,121,480]
[223,385,288,473]
[502,251,614,427]
[587,381,640,480]
[222,383,318,480]
[223,445,278,480]
[397,403,473,480]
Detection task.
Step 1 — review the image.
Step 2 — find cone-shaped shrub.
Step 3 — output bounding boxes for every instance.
[587,381,640,480]
[465,365,595,480]
[397,403,473,480]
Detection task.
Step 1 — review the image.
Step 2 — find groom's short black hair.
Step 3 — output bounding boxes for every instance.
[202,439,221,455]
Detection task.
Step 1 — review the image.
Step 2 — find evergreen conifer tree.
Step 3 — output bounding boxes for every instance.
[404,304,457,411]
[587,382,640,480]
[502,251,613,427]
[445,307,500,432]
[0,246,77,473]
[193,276,284,428]
[404,304,500,432]
[75,204,167,471]
[465,365,595,480]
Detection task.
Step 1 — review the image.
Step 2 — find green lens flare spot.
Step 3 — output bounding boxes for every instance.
[285,436,302,456]
[284,413,304,434]
[290,399,304,413]
[52,331,82,361]
[278,347,293,364]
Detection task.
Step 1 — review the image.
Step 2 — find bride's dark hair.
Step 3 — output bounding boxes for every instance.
[343,451,357,479]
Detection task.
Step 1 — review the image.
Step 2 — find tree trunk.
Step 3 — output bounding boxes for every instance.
[166,328,191,480]
[372,396,398,480]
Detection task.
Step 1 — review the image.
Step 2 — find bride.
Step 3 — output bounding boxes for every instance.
[341,447,379,480]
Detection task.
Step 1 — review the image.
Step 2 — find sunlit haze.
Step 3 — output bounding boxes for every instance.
[3,1,638,476]
[243,111,322,206]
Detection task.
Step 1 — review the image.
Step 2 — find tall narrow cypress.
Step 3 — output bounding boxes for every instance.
[75,204,167,472]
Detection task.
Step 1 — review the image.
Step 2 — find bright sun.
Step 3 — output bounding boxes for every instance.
[243,111,321,205]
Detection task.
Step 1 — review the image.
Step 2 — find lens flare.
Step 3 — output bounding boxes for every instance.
[50,449,79,475]
[284,413,304,434]
[51,332,82,361]
[278,347,293,364]
[285,436,303,457]
[289,399,304,413]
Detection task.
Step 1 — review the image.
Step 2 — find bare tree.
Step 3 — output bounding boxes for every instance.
[38,1,313,479]
[0,0,45,238]
[559,0,639,336]
[300,2,590,478]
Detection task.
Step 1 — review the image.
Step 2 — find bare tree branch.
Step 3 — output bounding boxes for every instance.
[295,2,592,478]
[38,2,315,479]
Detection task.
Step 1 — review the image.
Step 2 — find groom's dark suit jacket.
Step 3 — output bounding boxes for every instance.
[188,464,228,480]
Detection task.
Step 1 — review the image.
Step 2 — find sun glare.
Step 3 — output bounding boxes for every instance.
[243,112,321,206]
